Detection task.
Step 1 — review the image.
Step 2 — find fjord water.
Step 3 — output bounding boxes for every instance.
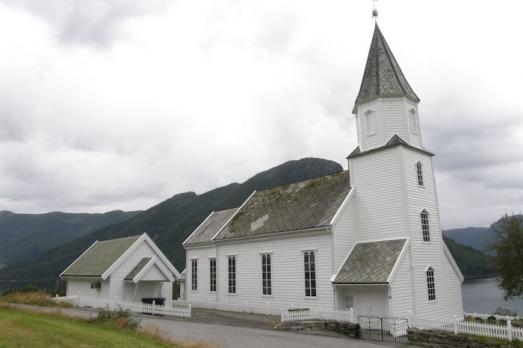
[462,278,523,315]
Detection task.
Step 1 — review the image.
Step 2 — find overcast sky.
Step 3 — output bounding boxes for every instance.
[0,0,521,229]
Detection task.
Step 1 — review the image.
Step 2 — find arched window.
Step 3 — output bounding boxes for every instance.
[409,108,418,135]
[421,210,430,241]
[365,110,377,136]
[426,267,436,301]
[416,162,424,186]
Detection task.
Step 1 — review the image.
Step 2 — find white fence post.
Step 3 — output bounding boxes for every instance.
[507,320,513,342]
[453,315,458,334]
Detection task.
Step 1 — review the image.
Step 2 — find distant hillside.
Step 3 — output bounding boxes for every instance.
[444,227,493,253]
[444,237,497,279]
[0,158,343,287]
[444,215,523,253]
[0,210,141,266]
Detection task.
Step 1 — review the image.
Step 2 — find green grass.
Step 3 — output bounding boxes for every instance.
[0,307,179,348]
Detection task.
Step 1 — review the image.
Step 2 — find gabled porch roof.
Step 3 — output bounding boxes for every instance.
[332,238,407,285]
[124,257,174,283]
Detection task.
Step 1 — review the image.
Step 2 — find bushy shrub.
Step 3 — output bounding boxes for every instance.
[487,315,497,322]
[93,307,140,330]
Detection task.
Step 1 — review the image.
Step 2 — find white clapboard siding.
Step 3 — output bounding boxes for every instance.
[66,279,110,299]
[401,146,463,321]
[349,146,408,242]
[355,98,421,152]
[332,193,357,271]
[390,249,414,318]
[185,246,217,304]
[186,231,335,314]
[107,240,172,306]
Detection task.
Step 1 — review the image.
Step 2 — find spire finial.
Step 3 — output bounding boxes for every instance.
[372,0,379,21]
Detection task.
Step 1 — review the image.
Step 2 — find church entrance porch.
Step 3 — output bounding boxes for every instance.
[334,284,390,318]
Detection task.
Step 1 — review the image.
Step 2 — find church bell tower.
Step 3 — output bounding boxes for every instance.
[346,24,464,320]
[353,24,424,152]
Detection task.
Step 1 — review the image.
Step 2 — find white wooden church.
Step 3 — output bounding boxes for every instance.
[182,24,464,321]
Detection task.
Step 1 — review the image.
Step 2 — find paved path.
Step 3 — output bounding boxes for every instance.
[140,316,395,348]
[2,304,403,348]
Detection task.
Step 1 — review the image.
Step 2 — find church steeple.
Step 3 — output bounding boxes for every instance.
[353,24,419,114]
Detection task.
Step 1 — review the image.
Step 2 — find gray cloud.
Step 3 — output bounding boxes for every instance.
[1,0,169,46]
[0,0,521,230]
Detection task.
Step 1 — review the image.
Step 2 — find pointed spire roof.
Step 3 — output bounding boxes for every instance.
[353,24,419,114]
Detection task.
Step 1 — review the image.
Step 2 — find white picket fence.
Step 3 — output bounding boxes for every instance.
[280,307,355,323]
[56,295,191,319]
[413,317,523,342]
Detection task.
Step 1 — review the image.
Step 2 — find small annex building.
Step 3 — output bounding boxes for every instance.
[61,233,181,306]
[181,24,464,322]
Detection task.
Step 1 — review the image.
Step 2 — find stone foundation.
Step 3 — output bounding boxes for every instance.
[275,320,360,338]
[407,328,518,348]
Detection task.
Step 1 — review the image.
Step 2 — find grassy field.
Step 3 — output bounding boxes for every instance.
[0,307,179,348]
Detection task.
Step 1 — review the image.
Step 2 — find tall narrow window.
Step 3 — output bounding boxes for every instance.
[191,259,198,291]
[416,162,424,186]
[261,254,272,296]
[421,210,430,242]
[209,258,216,292]
[365,110,377,136]
[426,267,436,301]
[409,108,418,135]
[228,256,236,294]
[304,251,317,297]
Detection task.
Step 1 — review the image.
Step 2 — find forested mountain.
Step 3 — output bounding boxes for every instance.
[0,157,504,290]
[443,237,497,279]
[444,215,523,253]
[444,227,493,253]
[0,158,342,287]
[0,210,141,268]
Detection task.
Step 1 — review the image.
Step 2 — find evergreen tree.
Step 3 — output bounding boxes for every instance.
[491,214,523,299]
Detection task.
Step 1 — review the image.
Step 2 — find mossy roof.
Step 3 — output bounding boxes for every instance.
[333,239,406,284]
[62,235,140,278]
[184,208,238,245]
[214,171,351,241]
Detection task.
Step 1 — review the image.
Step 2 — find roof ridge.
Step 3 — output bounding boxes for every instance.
[254,170,348,195]
[213,207,239,214]
[97,234,141,243]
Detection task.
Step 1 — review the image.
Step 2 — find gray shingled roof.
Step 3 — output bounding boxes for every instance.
[184,208,238,245]
[62,235,140,278]
[214,171,351,241]
[124,257,151,281]
[353,24,419,113]
[333,239,406,284]
[347,135,434,159]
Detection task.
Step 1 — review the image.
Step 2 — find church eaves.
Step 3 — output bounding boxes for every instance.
[352,24,420,114]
